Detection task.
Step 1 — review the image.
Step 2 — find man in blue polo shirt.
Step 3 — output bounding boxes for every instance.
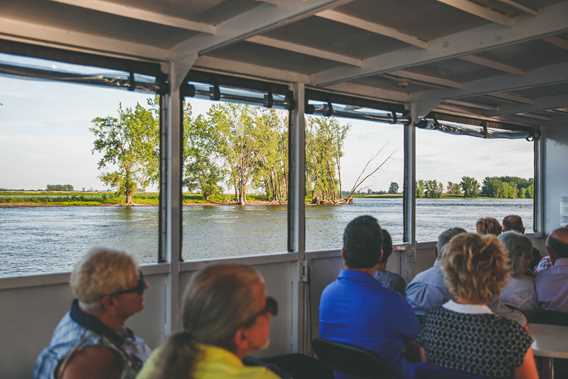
[319,215,420,379]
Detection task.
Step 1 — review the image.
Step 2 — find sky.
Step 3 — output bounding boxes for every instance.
[0,75,533,192]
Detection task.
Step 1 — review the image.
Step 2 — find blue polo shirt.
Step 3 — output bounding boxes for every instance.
[319,269,420,379]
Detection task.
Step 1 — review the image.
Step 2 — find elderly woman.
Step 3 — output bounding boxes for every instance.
[137,264,279,379]
[34,248,151,379]
[418,233,538,379]
[476,217,503,236]
[499,231,538,312]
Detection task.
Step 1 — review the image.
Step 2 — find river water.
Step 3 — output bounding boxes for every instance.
[0,198,533,277]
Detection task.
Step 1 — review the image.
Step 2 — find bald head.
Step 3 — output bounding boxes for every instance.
[546,227,568,261]
[502,215,525,234]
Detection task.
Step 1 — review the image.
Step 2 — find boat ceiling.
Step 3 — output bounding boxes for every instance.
[2,0,568,128]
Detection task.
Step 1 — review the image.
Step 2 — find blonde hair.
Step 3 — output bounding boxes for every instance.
[443,233,510,304]
[70,247,138,306]
[155,264,264,379]
[476,217,503,236]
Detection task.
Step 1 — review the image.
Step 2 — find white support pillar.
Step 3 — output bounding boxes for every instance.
[288,82,307,352]
[163,61,184,336]
[534,134,545,234]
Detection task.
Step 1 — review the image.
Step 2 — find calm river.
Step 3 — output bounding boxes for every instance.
[0,198,533,277]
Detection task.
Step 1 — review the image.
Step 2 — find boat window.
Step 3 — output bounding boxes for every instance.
[415,114,536,242]
[0,48,165,277]
[180,72,292,261]
[304,90,406,250]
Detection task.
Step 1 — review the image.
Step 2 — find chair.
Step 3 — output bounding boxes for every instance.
[244,353,334,379]
[311,338,393,379]
[527,310,568,326]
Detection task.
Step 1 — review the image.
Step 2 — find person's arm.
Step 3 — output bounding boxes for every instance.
[514,347,539,379]
[59,346,123,379]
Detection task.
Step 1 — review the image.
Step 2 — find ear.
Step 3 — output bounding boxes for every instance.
[233,328,249,356]
[377,248,385,262]
[341,249,347,261]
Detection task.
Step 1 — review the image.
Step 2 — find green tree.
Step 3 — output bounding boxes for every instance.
[306,117,350,202]
[183,103,223,200]
[416,180,425,198]
[424,180,443,198]
[388,182,399,194]
[460,176,480,198]
[90,100,159,205]
[446,182,462,196]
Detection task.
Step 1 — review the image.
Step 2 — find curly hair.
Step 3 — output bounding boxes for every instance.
[476,217,503,236]
[443,233,510,304]
[70,247,138,306]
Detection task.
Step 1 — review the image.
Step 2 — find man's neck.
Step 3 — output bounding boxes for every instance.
[346,267,377,275]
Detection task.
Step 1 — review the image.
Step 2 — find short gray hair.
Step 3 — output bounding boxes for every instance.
[70,247,139,308]
[499,231,533,276]
[436,227,467,260]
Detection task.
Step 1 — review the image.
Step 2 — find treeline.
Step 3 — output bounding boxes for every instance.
[416,176,534,198]
[46,184,74,191]
[91,100,349,205]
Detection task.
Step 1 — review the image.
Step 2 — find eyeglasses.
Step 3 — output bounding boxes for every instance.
[242,296,278,327]
[108,271,147,297]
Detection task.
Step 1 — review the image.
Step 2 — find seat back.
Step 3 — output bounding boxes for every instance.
[526,310,568,326]
[311,338,392,379]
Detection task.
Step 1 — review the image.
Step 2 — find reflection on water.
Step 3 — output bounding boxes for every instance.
[0,198,533,277]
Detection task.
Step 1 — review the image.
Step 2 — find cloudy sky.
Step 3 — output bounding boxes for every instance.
[0,75,533,191]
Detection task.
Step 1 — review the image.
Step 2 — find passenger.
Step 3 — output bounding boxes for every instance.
[406,228,466,316]
[475,217,502,236]
[319,215,420,379]
[33,248,151,379]
[137,263,279,379]
[418,233,538,379]
[374,229,407,296]
[498,231,538,312]
[502,215,525,234]
[502,214,542,271]
[535,227,568,313]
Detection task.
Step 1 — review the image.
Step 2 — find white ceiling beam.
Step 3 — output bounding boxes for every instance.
[310,1,568,86]
[494,0,539,16]
[246,35,362,66]
[172,0,353,62]
[543,36,568,50]
[388,70,463,89]
[515,112,551,121]
[315,10,428,48]
[413,62,568,103]
[0,16,168,61]
[436,0,515,26]
[489,94,568,116]
[51,0,216,34]
[194,55,310,84]
[444,99,499,111]
[458,55,526,75]
[324,82,409,103]
[489,92,533,104]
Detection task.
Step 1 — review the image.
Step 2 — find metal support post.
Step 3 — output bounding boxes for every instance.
[288,82,307,353]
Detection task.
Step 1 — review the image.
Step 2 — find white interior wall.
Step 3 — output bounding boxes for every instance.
[543,123,568,233]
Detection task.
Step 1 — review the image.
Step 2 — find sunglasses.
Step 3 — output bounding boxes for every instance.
[108,271,147,297]
[242,296,278,327]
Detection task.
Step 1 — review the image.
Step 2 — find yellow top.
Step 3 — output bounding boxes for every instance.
[136,343,280,379]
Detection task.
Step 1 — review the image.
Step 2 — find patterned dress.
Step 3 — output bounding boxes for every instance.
[418,306,533,379]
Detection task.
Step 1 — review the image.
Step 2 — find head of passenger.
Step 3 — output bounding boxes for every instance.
[476,217,503,236]
[545,227,568,264]
[435,227,467,262]
[342,215,383,270]
[154,264,276,379]
[499,231,534,277]
[443,233,510,305]
[502,215,525,234]
[70,247,147,325]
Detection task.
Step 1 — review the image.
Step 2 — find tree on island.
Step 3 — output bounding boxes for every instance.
[46,184,74,191]
[90,100,159,205]
[460,176,481,198]
[388,182,399,194]
[446,182,462,196]
[424,180,444,198]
